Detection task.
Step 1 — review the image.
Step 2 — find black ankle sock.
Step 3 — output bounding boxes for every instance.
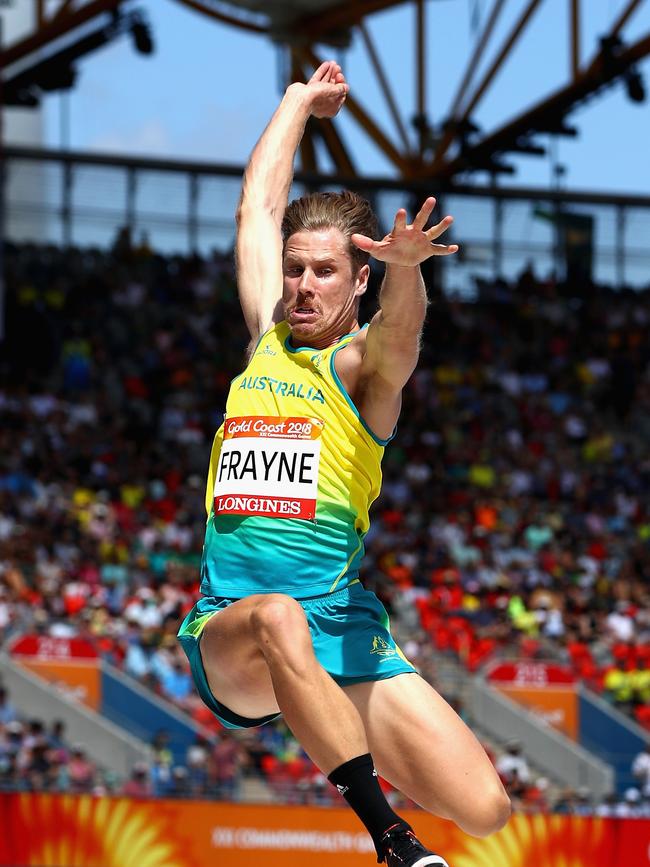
[328,754,409,859]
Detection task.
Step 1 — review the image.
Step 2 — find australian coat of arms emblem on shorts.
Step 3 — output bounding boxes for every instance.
[370,635,396,657]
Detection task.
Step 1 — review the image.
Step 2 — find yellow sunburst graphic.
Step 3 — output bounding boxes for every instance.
[11,793,192,867]
[447,813,611,867]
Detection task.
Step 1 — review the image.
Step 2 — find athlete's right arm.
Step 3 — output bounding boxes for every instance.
[235,62,349,343]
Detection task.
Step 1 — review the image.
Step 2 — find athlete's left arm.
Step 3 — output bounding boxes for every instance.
[351,198,458,437]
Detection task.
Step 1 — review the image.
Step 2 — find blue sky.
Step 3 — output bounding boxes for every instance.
[26,0,650,194]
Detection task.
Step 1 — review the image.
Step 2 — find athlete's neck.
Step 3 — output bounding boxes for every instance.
[287,319,360,350]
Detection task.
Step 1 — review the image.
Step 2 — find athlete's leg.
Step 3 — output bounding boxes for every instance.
[199,593,367,772]
[344,673,512,837]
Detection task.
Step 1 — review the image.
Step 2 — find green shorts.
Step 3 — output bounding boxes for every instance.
[177,581,416,729]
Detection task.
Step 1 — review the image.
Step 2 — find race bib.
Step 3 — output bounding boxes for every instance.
[213,416,323,520]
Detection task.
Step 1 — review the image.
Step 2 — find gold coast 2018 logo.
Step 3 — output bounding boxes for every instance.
[446,814,612,867]
[6,793,191,867]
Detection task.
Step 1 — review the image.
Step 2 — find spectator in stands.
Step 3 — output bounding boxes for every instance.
[632,743,650,797]
[168,766,191,798]
[0,753,17,792]
[151,729,174,767]
[211,729,245,801]
[67,745,96,794]
[122,762,152,798]
[160,657,194,708]
[495,741,530,786]
[3,721,24,763]
[595,793,620,818]
[45,752,70,792]
[0,687,17,725]
[617,788,644,818]
[632,659,650,706]
[604,659,635,709]
[47,720,69,760]
[553,788,578,815]
[573,787,593,816]
[185,736,210,797]
[150,750,173,798]
[521,777,550,814]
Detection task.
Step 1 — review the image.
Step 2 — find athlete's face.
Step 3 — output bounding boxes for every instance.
[283,228,369,348]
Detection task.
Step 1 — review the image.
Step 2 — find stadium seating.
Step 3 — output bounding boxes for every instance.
[2,237,650,813]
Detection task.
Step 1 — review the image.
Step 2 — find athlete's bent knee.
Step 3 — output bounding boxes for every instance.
[249,595,309,647]
[460,786,512,838]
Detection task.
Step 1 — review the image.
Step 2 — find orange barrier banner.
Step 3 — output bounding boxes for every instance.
[9,633,101,711]
[1,793,650,867]
[496,684,579,740]
[17,659,101,710]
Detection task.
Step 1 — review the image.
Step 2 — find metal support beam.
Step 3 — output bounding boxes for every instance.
[571,0,580,80]
[611,0,644,37]
[297,0,410,39]
[62,161,73,248]
[431,31,650,181]
[459,0,543,122]
[173,0,267,33]
[433,0,508,168]
[126,166,136,235]
[312,116,356,176]
[494,194,503,278]
[616,205,626,287]
[6,143,650,208]
[53,1,77,20]
[415,0,426,155]
[449,0,508,120]
[0,0,123,69]
[188,172,199,254]
[342,91,413,174]
[585,0,644,74]
[358,21,410,151]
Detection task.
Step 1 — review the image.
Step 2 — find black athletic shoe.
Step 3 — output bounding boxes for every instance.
[379,825,450,867]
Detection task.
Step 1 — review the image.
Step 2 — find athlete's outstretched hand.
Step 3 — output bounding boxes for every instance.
[299,60,349,119]
[351,197,458,266]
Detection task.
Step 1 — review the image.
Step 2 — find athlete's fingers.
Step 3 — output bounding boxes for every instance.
[327,62,340,83]
[412,197,436,231]
[426,215,454,241]
[430,243,459,255]
[393,209,408,232]
[350,233,377,252]
[311,60,333,83]
[328,62,343,83]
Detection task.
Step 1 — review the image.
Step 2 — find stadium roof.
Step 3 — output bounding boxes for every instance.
[2,0,649,184]
[176,0,409,42]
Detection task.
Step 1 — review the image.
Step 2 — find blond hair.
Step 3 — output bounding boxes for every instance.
[282,191,379,274]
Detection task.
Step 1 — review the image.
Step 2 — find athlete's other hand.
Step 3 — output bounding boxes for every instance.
[293,60,349,119]
[351,198,459,266]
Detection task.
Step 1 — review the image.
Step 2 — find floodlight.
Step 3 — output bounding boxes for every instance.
[624,68,646,104]
[131,17,154,55]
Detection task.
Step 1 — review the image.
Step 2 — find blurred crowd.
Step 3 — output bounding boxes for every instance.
[5,679,650,818]
[361,264,650,726]
[2,235,650,803]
